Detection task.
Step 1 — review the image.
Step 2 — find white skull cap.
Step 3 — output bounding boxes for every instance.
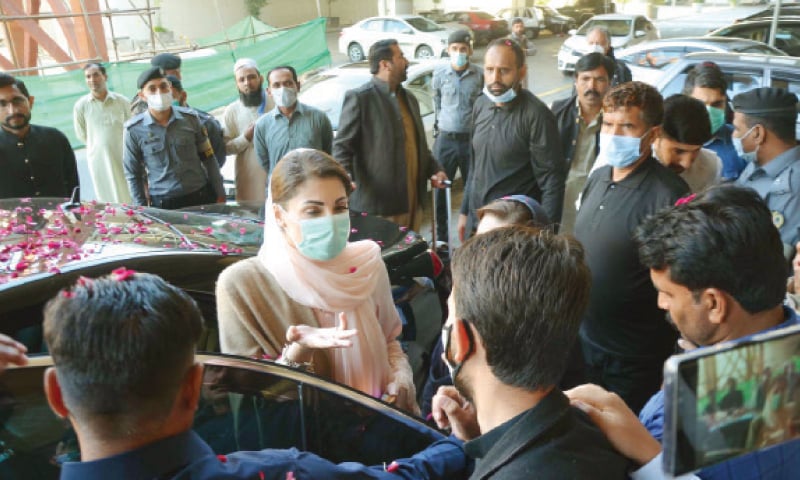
[233,58,258,74]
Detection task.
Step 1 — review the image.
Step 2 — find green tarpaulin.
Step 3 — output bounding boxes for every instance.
[20,17,330,148]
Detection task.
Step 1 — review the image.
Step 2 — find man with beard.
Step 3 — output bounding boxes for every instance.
[0,73,79,199]
[551,52,614,234]
[222,58,270,204]
[431,226,629,479]
[458,38,565,240]
[253,66,332,177]
[334,39,447,231]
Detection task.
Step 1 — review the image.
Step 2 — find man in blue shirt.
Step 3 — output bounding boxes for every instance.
[682,62,746,181]
[431,30,482,242]
[631,185,799,479]
[253,66,333,177]
[39,271,466,480]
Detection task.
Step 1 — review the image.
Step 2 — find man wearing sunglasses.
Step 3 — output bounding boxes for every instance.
[432,226,629,479]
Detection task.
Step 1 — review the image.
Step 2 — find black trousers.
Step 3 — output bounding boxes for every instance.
[580,335,666,415]
[150,183,216,210]
[434,132,471,241]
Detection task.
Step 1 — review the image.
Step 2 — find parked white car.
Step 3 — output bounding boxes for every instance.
[557,14,659,73]
[496,6,546,39]
[338,15,450,63]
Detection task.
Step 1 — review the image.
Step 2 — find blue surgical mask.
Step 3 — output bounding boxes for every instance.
[452,53,468,69]
[597,131,649,169]
[732,125,758,163]
[483,85,517,104]
[706,106,726,134]
[288,212,350,261]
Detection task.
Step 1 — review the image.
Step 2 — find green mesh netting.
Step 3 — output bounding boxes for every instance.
[21,16,330,148]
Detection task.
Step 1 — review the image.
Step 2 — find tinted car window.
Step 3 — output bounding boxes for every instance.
[0,359,442,478]
[662,64,763,99]
[385,20,409,34]
[406,72,433,117]
[627,46,687,69]
[578,19,632,36]
[362,20,384,32]
[406,17,443,33]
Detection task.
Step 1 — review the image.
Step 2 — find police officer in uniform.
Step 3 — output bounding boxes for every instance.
[131,53,182,115]
[431,29,483,242]
[733,87,800,253]
[123,67,225,209]
[166,75,226,168]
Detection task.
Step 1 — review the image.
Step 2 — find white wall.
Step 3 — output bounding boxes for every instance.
[160,0,248,40]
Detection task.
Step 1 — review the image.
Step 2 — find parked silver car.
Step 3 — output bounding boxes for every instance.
[617,37,786,85]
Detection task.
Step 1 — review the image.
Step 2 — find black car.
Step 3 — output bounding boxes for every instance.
[557,0,616,25]
[541,6,577,34]
[0,354,446,478]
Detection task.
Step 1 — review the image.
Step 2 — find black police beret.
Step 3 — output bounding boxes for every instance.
[150,53,182,70]
[165,74,182,91]
[448,30,472,46]
[733,87,798,116]
[137,66,165,89]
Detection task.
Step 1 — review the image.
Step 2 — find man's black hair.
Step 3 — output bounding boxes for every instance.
[369,39,399,75]
[662,94,712,146]
[0,73,30,98]
[682,62,727,96]
[266,65,298,85]
[487,37,525,68]
[83,63,107,75]
[635,185,786,314]
[574,52,615,79]
[43,272,204,432]
[452,226,591,390]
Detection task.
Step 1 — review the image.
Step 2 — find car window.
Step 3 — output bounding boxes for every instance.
[0,361,443,478]
[362,20,384,32]
[406,17,443,33]
[773,26,800,54]
[634,17,647,31]
[385,20,410,34]
[577,19,632,37]
[627,47,687,69]
[406,72,434,117]
[662,64,764,99]
[721,25,768,43]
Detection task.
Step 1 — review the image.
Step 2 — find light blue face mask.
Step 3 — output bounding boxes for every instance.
[289,212,350,261]
[452,53,468,69]
[706,106,726,135]
[483,85,517,104]
[732,125,758,163]
[597,131,649,169]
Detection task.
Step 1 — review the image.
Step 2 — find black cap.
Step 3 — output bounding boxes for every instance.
[448,29,471,46]
[150,53,181,71]
[165,74,182,91]
[137,66,165,89]
[732,87,798,116]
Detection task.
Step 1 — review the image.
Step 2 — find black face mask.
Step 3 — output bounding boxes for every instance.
[239,88,264,107]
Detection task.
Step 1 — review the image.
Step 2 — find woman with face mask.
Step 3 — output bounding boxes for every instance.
[216,149,419,414]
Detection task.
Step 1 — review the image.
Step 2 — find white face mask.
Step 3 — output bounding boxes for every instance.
[590,44,606,54]
[146,92,173,112]
[271,87,297,108]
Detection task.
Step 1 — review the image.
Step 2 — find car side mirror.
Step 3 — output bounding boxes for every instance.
[568,29,577,36]
[635,30,646,38]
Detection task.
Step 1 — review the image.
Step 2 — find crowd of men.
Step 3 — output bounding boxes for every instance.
[1,20,800,479]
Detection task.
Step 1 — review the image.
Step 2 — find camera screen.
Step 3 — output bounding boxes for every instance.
[664,327,800,475]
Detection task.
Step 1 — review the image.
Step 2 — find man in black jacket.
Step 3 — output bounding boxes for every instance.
[586,26,632,86]
[431,226,629,479]
[551,52,614,234]
[333,39,447,231]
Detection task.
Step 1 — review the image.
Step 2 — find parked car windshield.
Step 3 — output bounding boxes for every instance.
[406,16,443,32]
[578,19,631,36]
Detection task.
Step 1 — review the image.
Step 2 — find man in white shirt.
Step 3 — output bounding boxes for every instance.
[73,63,131,203]
[222,58,271,204]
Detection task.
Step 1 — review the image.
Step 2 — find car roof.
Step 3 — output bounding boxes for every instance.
[722,18,800,27]
[679,51,800,67]
[618,37,785,53]
[307,60,438,78]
